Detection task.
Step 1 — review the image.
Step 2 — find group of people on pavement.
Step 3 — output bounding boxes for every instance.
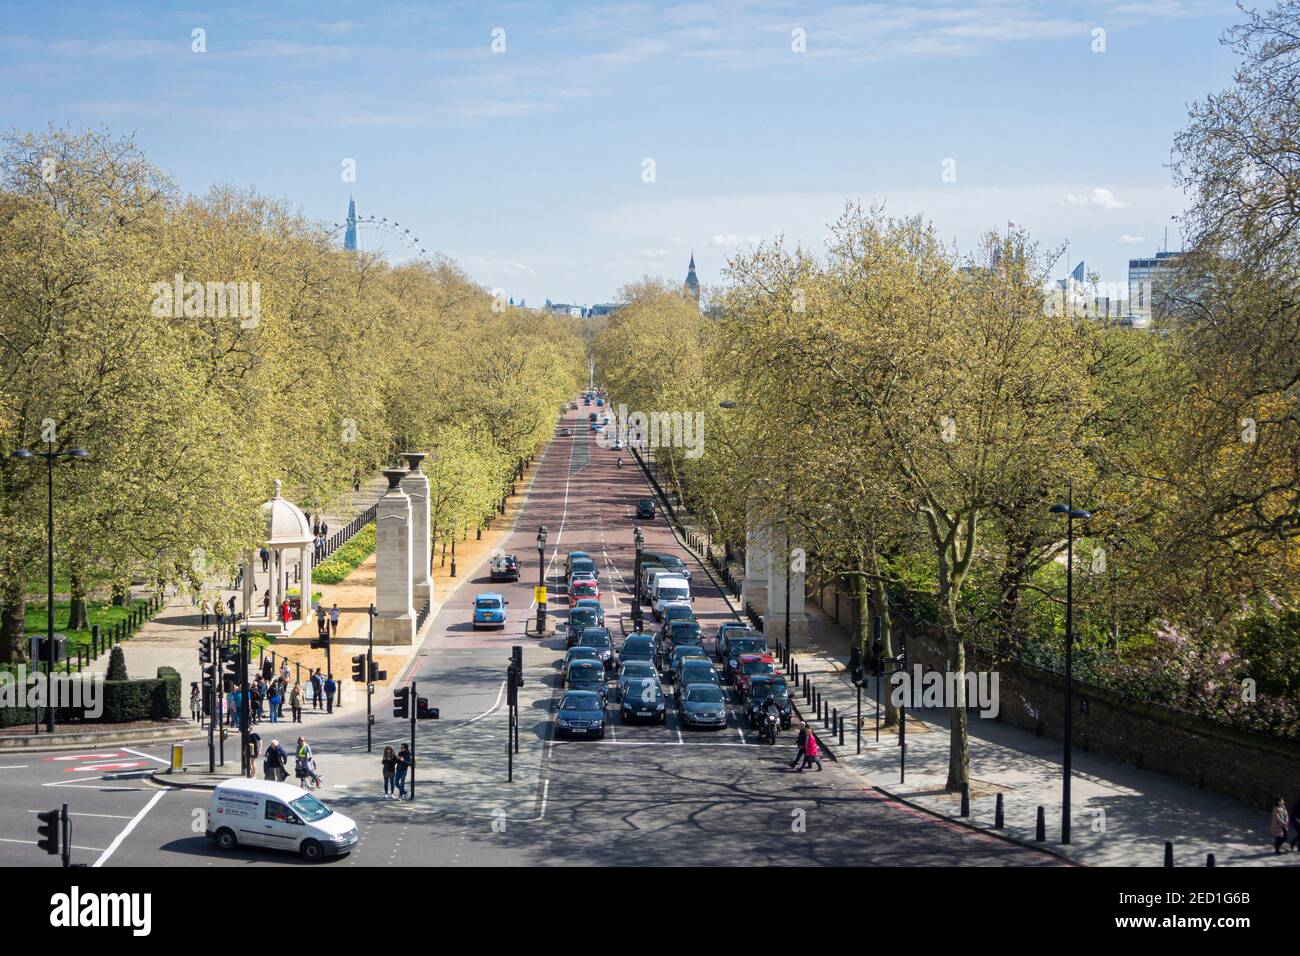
[380,744,415,799]
[258,736,321,789]
[1269,795,1300,854]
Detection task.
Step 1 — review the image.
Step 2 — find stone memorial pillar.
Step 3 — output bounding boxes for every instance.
[373,468,416,645]
[741,500,771,616]
[400,452,434,611]
[764,520,807,643]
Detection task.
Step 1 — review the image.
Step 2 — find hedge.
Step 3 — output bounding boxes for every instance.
[0,665,181,727]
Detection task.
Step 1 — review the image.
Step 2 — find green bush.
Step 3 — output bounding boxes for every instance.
[0,665,180,726]
[105,645,128,681]
[313,525,376,584]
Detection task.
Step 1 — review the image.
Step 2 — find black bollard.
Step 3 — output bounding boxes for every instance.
[1164,841,1174,867]
[960,782,970,817]
[995,792,1005,828]
[1035,806,1046,842]
[1206,853,1215,867]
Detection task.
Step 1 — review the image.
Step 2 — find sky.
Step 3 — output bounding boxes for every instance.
[0,0,1247,306]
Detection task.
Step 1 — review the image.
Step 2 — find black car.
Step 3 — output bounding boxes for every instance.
[620,676,666,724]
[555,691,606,739]
[745,675,793,729]
[489,554,519,582]
[656,620,703,671]
[719,635,767,684]
[641,551,691,581]
[635,497,656,519]
[674,658,720,704]
[618,634,655,668]
[565,607,600,645]
[577,627,614,669]
[567,660,607,699]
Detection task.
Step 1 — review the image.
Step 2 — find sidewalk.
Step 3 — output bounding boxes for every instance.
[785,601,1299,867]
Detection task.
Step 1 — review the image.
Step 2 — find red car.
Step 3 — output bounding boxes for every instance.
[569,580,600,607]
[735,653,777,700]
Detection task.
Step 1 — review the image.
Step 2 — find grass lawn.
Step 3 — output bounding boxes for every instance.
[7,599,153,675]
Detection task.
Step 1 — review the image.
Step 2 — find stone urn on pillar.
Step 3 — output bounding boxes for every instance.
[373,468,416,645]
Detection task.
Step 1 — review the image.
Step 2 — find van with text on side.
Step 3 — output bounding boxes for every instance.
[652,574,691,621]
[208,778,357,862]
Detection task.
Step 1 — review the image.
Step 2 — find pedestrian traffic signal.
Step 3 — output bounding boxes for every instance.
[369,662,386,682]
[351,654,366,683]
[511,645,524,686]
[507,665,518,706]
[849,646,864,686]
[393,686,410,719]
[223,654,241,691]
[416,697,439,720]
[199,636,212,665]
[36,808,60,855]
[310,634,330,651]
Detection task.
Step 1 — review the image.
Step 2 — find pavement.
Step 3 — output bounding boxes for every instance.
[0,398,1064,867]
[777,601,1300,867]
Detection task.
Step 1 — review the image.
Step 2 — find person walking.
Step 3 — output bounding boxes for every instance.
[295,737,321,789]
[264,739,288,782]
[290,681,303,722]
[324,673,338,713]
[260,547,270,573]
[381,746,398,799]
[262,589,271,619]
[1271,796,1290,854]
[200,600,210,628]
[214,601,225,630]
[189,683,201,722]
[280,600,291,627]
[268,683,281,723]
[227,594,236,619]
[799,727,823,772]
[329,603,340,640]
[280,660,291,685]
[311,669,323,709]
[394,743,412,799]
[316,605,328,639]
[789,722,809,770]
[321,519,330,539]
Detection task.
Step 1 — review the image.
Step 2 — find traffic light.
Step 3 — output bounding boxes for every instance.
[849,646,864,686]
[506,664,518,707]
[310,634,330,651]
[199,636,212,665]
[393,686,410,719]
[416,697,439,720]
[511,645,524,687]
[351,654,367,683]
[36,809,60,855]
[369,661,386,682]
[223,652,241,691]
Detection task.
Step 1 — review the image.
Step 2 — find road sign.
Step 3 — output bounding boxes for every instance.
[534,585,547,603]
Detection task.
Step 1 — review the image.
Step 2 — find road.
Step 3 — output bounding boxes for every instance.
[0,398,1060,867]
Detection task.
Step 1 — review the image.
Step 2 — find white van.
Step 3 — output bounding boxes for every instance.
[652,574,692,621]
[207,778,358,862]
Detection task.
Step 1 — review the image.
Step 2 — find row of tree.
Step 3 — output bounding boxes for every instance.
[592,5,1300,787]
[0,128,584,663]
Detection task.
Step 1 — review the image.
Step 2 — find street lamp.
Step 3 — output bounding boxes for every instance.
[536,524,548,636]
[1049,491,1091,845]
[10,444,88,732]
[633,526,644,631]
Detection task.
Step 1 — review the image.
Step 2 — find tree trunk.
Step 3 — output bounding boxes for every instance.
[0,567,27,663]
[943,590,970,791]
[68,566,90,631]
[869,569,899,727]
[111,582,129,607]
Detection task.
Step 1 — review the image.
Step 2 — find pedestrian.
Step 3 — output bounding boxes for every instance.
[1271,795,1290,854]
[329,603,340,639]
[290,681,303,722]
[189,682,201,722]
[321,520,329,539]
[381,746,398,799]
[214,601,225,629]
[280,660,291,685]
[234,565,243,591]
[227,687,239,728]
[280,600,291,626]
[262,589,271,619]
[260,547,270,573]
[200,600,210,628]
[316,605,327,638]
[295,737,321,789]
[262,656,274,682]
[313,516,321,537]
[394,743,412,799]
[324,673,337,713]
[311,669,323,709]
[264,739,288,781]
[799,728,823,772]
[227,594,236,618]
[789,722,809,770]
[268,683,281,723]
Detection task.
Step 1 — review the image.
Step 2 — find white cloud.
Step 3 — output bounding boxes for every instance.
[1066,187,1130,211]
[1117,234,1147,244]
[707,233,761,247]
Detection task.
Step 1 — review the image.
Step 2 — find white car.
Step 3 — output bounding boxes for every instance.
[207,778,358,862]
[652,574,692,621]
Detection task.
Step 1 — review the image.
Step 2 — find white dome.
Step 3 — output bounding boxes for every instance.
[261,479,312,546]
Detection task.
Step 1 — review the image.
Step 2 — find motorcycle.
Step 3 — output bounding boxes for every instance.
[759,709,779,745]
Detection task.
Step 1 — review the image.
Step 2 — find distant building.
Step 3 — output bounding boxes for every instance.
[1128,251,1182,321]
[587,303,622,317]
[542,300,585,318]
[684,252,700,302]
[343,197,357,251]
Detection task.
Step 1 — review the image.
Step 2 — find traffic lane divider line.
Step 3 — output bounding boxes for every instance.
[92,785,171,868]
[0,836,107,852]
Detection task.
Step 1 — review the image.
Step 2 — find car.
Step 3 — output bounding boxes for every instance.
[561,646,601,682]
[596,397,605,406]
[642,551,691,581]
[618,634,655,668]
[591,421,602,432]
[637,563,665,603]
[569,579,600,606]
[577,627,614,669]
[678,683,728,729]
[657,604,696,638]
[565,551,593,575]
[652,575,691,621]
[567,556,598,582]
[472,592,508,629]
[674,658,719,703]
[207,778,358,861]
[489,554,519,582]
[611,437,623,450]
[719,634,767,683]
[569,570,597,591]
[566,659,607,697]
[572,598,605,626]
[616,659,658,699]
[635,497,656,519]
[560,427,572,437]
[620,676,666,724]
[555,691,606,739]
[735,653,777,700]
[656,619,703,668]
[588,412,598,422]
[665,643,711,684]
[745,675,793,729]
[565,607,600,645]
[583,397,591,406]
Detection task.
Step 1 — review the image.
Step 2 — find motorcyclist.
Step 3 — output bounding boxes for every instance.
[761,694,781,741]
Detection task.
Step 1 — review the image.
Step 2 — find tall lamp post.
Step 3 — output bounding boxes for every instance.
[536,525,548,636]
[11,444,88,733]
[1049,491,1091,845]
[633,526,644,631]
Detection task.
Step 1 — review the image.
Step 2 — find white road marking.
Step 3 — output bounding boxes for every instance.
[27,809,135,820]
[0,837,106,851]
[122,746,171,765]
[0,765,29,770]
[93,787,170,868]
